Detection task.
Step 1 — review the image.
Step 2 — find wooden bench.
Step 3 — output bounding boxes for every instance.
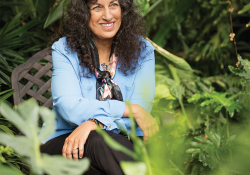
[11,48,53,108]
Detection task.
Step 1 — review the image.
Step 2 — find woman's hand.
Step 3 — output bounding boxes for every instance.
[62,120,104,161]
[123,104,159,142]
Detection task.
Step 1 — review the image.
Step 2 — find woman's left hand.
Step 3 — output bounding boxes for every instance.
[62,120,103,161]
[123,104,159,142]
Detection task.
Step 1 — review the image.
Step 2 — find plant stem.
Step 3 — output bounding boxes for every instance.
[226,109,233,165]
[206,114,209,131]
[226,110,229,139]
[179,101,187,120]
[143,149,153,175]
[126,101,153,175]
[169,159,185,175]
[31,121,41,167]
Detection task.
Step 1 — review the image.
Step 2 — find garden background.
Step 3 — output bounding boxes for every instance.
[0,0,250,174]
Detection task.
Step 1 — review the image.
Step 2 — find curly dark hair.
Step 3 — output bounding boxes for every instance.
[51,0,146,76]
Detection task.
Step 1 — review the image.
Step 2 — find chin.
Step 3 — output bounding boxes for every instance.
[99,32,117,40]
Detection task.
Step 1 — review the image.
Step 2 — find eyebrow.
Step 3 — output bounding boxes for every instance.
[110,0,118,3]
[90,0,118,6]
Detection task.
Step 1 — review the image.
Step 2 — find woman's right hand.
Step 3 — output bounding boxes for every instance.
[62,120,104,161]
[124,104,159,142]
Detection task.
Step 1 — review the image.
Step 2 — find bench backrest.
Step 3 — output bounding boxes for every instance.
[11,48,53,108]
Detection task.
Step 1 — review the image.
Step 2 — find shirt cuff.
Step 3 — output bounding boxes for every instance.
[94,117,127,133]
[108,100,126,119]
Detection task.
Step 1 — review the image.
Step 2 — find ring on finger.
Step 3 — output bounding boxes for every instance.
[73,147,78,150]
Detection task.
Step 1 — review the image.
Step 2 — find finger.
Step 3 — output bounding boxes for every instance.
[143,135,148,142]
[147,121,153,139]
[72,140,79,161]
[79,133,89,159]
[152,122,159,136]
[62,139,68,158]
[66,138,74,160]
[143,130,149,143]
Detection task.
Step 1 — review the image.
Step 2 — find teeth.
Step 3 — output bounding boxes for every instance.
[101,23,113,27]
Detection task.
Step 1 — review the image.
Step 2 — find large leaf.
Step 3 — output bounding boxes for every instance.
[0,99,90,175]
[44,0,69,28]
[147,38,192,71]
[238,3,250,14]
[155,74,182,101]
[120,161,147,175]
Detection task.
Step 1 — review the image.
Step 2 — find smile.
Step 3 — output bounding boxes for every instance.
[100,22,115,29]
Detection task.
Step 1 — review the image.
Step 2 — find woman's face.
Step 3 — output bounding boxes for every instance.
[88,0,122,40]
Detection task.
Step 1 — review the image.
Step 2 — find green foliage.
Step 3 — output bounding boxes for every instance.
[229,54,250,86]
[0,146,15,163]
[186,124,235,170]
[0,89,14,104]
[145,0,250,76]
[147,38,192,71]
[0,125,14,136]
[238,3,250,14]
[0,99,90,175]
[120,161,147,175]
[188,92,242,117]
[0,0,249,174]
[97,102,192,175]
[134,0,150,16]
[0,0,54,87]
[44,0,69,28]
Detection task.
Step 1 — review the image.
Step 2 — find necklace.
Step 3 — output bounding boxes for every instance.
[101,62,108,71]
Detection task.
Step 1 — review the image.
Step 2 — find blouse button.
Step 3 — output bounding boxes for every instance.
[108,125,111,128]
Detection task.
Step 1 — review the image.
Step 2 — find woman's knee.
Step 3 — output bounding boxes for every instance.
[87,131,106,146]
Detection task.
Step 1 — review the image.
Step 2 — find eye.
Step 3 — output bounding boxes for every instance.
[111,3,118,7]
[92,5,101,10]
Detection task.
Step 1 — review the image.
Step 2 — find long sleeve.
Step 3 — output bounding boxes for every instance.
[51,40,126,132]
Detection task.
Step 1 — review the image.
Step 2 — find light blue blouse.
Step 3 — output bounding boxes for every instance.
[45,37,155,142]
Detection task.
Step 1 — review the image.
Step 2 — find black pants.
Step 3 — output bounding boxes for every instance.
[40,130,135,175]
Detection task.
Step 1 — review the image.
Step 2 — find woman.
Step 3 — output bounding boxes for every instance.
[41,0,158,174]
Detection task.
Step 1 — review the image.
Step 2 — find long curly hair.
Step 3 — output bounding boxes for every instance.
[51,0,146,76]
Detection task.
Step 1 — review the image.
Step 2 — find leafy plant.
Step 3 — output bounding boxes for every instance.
[238,2,250,26]
[188,92,242,118]
[0,99,90,175]
[44,0,68,28]
[186,124,235,170]
[0,145,29,173]
[229,54,250,86]
[96,101,192,175]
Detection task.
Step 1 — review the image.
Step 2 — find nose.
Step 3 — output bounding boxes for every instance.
[102,8,113,21]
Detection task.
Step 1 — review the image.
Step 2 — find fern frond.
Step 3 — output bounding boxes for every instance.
[188,93,242,117]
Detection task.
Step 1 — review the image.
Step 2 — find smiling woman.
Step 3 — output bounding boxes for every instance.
[89,0,122,40]
[40,0,158,174]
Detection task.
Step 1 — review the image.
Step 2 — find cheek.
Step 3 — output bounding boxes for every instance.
[89,13,100,27]
[113,9,122,21]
